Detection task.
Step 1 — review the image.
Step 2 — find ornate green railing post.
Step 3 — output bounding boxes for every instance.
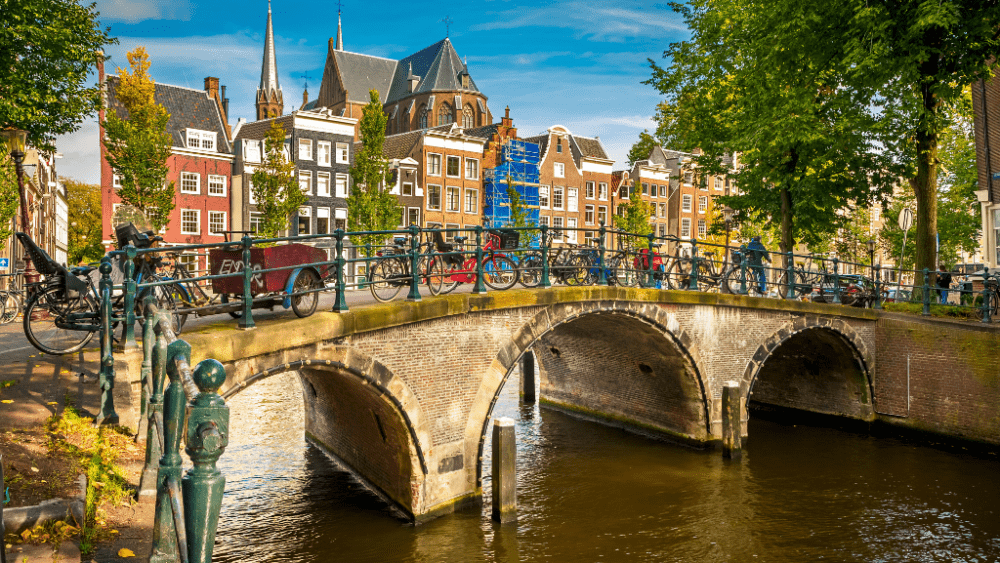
[832,258,841,304]
[332,229,348,312]
[238,235,255,330]
[121,245,139,349]
[739,249,748,295]
[646,234,656,288]
[873,264,883,310]
[137,295,156,443]
[98,258,119,425]
[981,280,992,323]
[922,268,931,316]
[473,226,487,294]
[408,225,423,301]
[139,310,168,498]
[182,359,229,563]
[539,224,551,288]
[785,251,795,299]
[597,222,608,286]
[688,238,699,291]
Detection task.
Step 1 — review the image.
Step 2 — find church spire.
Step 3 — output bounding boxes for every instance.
[335,5,343,50]
[256,0,283,120]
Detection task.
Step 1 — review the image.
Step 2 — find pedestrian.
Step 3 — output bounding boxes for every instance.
[937,268,953,304]
[746,236,770,293]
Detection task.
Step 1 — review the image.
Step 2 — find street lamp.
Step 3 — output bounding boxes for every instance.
[1,127,37,284]
[722,206,735,267]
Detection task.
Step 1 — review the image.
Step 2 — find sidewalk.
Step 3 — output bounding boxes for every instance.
[0,333,154,563]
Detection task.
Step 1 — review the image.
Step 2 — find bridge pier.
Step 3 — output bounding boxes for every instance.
[722,382,742,459]
[520,351,535,404]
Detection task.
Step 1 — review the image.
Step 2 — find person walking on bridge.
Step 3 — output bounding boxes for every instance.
[746,236,771,294]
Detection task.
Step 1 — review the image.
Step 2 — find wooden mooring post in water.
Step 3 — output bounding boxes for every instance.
[722,382,742,459]
[520,351,535,404]
[492,418,517,523]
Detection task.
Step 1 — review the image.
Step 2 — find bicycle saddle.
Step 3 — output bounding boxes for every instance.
[704,251,715,256]
[454,236,468,243]
[71,265,96,276]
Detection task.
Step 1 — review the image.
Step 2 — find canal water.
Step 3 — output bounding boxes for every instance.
[213,371,1000,563]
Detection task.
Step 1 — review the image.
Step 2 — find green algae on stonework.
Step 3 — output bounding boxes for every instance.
[538,396,705,446]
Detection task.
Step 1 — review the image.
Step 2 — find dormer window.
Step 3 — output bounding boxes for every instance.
[462,74,469,89]
[556,138,563,153]
[187,129,216,151]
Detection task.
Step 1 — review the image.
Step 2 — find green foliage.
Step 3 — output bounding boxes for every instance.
[505,176,538,244]
[65,178,104,264]
[347,90,400,256]
[0,0,116,150]
[250,120,305,240]
[102,47,175,232]
[626,131,658,168]
[0,156,20,251]
[612,185,653,249]
[835,208,876,266]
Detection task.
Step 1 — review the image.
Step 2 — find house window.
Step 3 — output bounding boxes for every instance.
[335,174,348,198]
[566,218,577,243]
[444,223,460,243]
[317,141,331,166]
[621,185,630,199]
[317,173,331,197]
[180,172,200,194]
[298,207,311,235]
[684,171,693,184]
[598,183,608,200]
[715,177,723,191]
[553,186,564,210]
[113,174,122,189]
[660,184,667,197]
[554,162,565,178]
[698,196,708,213]
[552,216,564,241]
[186,129,216,151]
[682,194,692,212]
[462,106,474,129]
[317,207,330,234]
[539,186,550,209]
[446,187,460,212]
[597,206,607,225]
[586,182,595,199]
[438,103,453,126]
[446,156,461,177]
[208,211,226,235]
[249,212,263,234]
[407,208,420,227]
[402,182,413,196]
[698,219,707,238]
[208,175,226,196]
[427,153,442,176]
[244,140,262,163]
[336,143,349,164]
[567,188,578,212]
[465,158,479,180]
[642,183,649,196]
[464,188,478,214]
[181,209,200,235]
[681,218,691,238]
[659,224,667,237]
[585,205,595,226]
[427,185,442,210]
[538,215,549,229]
[556,138,563,153]
[299,170,312,195]
[298,138,313,160]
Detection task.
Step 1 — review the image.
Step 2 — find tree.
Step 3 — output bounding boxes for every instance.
[504,175,538,244]
[626,131,658,168]
[647,0,901,263]
[0,158,19,251]
[612,185,653,249]
[0,0,115,149]
[102,47,175,231]
[347,90,399,256]
[65,178,103,264]
[250,121,305,239]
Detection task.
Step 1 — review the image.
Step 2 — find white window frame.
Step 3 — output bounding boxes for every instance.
[298,138,313,160]
[244,139,262,163]
[336,143,349,164]
[698,219,707,238]
[249,211,264,234]
[446,155,461,178]
[316,207,331,234]
[586,181,595,199]
[446,186,460,212]
[317,141,332,166]
[714,177,723,191]
[113,174,123,189]
[599,182,608,201]
[567,187,578,212]
[553,186,565,211]
[208,175,227,197]
[407,207,421,227]
[335,174,349,198]
[566,217,577,243]
[684,171,693,185]
[597,206,607,225]
[585,204,595,226]
[465,158,479,180]
[427,184,442,210]
[181,209,200,235]
[464,188,478,214]
[427,153,442,176]
[552,216,564,241]
[660,184,667,197]
[402,182,414,196]
[698,196,708,213]
[554,162,565,178]
[297,206,312,235]
[539,186,550,209]
[180,172,200,194]
[681,218,691,238]
[186,129,217,151]
[539,215,550,229]
[682,194,692,213]
[317,172,331,197]
[299,170,312,195]
[208,211,226,236]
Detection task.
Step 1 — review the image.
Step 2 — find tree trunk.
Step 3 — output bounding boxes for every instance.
[780,185,794,269]
[912,54,941,278]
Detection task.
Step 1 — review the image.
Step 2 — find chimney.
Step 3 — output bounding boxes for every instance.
[502,105,512,127]
[204,77,232,139]
[221,85,229,118]
[204,76,219,99]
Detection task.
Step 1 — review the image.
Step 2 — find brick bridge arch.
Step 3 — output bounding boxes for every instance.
[465,301,712,486]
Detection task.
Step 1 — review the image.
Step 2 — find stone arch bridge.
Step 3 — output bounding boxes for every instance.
[117,286,1000,522]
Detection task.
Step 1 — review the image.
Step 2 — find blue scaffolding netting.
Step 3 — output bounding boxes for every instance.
[483,139,541,236]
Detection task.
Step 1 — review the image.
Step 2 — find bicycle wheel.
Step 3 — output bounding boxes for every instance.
[482,255,518,290]
[667,259,693,290]
[222,293,244,319]
[0,291,19,324]
[518,252,543,288]
[776,269,808,299]
[164,280,191,329]
[369,258,404,303]
[140,283,184,335]
[23,286,98,355]
[566,253,595,286]
[290,268,321,318]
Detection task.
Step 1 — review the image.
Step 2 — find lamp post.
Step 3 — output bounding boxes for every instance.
[2,128,38,284]
[867,239,875,272]
[722,206,734,267]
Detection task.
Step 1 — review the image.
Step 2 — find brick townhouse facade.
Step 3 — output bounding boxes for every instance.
[972,72,1000,269]
[100,75,234,273]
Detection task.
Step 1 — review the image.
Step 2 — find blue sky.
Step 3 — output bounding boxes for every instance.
[57,0,689,184]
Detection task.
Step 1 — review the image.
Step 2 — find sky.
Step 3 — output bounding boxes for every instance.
[56,0,690,184]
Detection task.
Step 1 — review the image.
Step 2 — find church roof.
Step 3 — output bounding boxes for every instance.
[258,4,281,100]
[331,50,398,104]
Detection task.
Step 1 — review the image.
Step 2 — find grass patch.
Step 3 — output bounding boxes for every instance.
[883,302,983,320]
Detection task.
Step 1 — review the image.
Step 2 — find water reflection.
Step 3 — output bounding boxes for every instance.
[214,370,1000,563]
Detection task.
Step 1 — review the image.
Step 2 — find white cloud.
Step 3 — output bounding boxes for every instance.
[471,1,686,42]
[56,120,101,185]
[97,0,193,24]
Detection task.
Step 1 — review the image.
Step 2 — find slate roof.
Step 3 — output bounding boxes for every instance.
[572,136,609,160]
[522,134,549,157]
[106,76,232,154]
[647,144,735,169]
[463,123,498,140]
[232,114,294,142]
[381,129,423,159]
[332,50,398,104]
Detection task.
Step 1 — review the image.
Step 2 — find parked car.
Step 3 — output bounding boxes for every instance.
[883,288,912,303]
[810,274,875,307]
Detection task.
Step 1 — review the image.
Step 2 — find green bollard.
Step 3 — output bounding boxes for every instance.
[539,224,551,288]
[238,235,255,330]
[98,258,119,425]
[873,264,883,310]
[407,225,423,301]
[332,229,348,312]
[922,268,931,316]
[473,226,487,294]
[122,245,138,349]
[785,251,795,300]
[688,238,699,291]
[182,359,229,563]
[597,223,608,286]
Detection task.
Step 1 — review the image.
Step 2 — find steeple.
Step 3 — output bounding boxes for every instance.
[336,7,343,50]
[256,0,284,120]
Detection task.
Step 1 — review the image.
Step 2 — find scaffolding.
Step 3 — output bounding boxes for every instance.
[483,139,541,234]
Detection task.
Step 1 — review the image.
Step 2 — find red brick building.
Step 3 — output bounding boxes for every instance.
[100,75,234,271]
[972,73,1000,268]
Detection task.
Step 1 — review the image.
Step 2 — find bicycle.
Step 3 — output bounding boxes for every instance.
[367,235,435,303]
[426,230,519,295]
[662,245,730,292]
[0,271,26,324]
[517,229,590,287]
